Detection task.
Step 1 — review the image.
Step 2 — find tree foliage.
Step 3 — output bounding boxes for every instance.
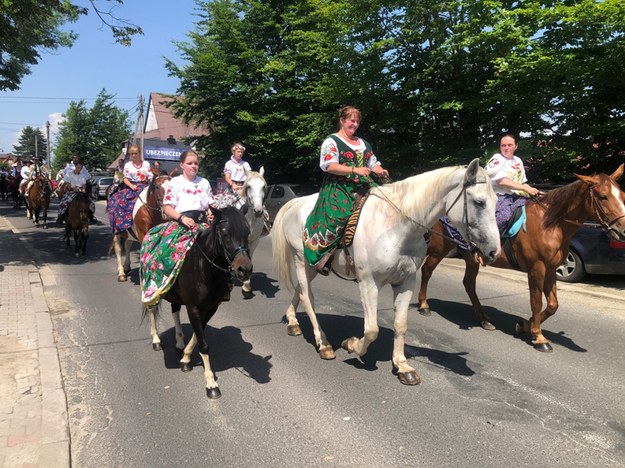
[167,0,625,183]
[0,0,142,91]
[13,126,48,161]
[53,89,131,173]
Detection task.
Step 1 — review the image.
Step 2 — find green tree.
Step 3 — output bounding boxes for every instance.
[1,0,143,91]
[167,0,625,184]
[13,126,48,161]
[54,89,131,172]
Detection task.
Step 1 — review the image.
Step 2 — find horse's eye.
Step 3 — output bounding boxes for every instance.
[474,199,485,208]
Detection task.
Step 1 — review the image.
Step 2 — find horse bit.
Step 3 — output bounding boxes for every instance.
[195,219,250,275]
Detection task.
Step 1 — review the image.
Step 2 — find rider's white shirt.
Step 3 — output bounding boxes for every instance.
[63,171,89,189]
[63,162,90,179]
[123,161,153,183]
[224,157,251,183]
[485,153,528,195]
[20,166,30,179]
[164,176,214,213]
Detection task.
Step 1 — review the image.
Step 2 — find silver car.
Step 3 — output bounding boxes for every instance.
[265,183,319,223]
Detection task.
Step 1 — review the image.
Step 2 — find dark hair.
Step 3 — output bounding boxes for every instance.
[179,150,198,163]
[499,133,517,143]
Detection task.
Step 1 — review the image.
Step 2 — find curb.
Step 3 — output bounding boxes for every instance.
[4,219,71,468]
[440,257,624,301]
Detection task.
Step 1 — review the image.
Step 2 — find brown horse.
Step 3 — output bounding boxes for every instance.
[64,191,90,256]
[417,164,625,352]
[25,175,51,228]
[110,172,173,281]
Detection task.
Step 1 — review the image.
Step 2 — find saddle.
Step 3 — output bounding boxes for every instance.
[502,206,527,238]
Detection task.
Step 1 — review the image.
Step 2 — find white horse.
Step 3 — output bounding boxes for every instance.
[271,159,501,385]
[233,168,268,297]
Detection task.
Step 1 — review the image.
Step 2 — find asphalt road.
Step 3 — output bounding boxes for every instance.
[6,199,625,467]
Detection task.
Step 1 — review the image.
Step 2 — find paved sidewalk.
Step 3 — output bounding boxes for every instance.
[0,210,70,468]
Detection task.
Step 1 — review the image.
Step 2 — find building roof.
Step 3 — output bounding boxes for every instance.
[142,92,209,142]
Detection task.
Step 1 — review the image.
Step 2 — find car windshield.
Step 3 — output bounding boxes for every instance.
[290,184,318,196]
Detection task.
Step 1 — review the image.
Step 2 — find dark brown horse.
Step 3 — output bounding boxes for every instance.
[64,191,90,256]
[143,206,253,399]
[110,171,173,281]
[8,175,23,209]
[418,165,625,352]
[25,175,51,228]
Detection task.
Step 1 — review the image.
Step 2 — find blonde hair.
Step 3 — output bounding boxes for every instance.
[128,144,141,156]
[231,143,246,152]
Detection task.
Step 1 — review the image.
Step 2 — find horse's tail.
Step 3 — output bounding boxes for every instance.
[271,199,297,291]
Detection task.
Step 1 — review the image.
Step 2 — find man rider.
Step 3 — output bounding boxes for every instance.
[20,156,52,196]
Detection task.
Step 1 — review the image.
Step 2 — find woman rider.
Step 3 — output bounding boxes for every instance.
[107,144,154,234]
[303,106,389,275]
[140,150,234,305]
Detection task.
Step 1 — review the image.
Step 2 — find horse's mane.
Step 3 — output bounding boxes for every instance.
[376,166,465,220]
[535,180,587,230]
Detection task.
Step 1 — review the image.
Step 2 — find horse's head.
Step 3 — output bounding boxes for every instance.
[447,158,501,265]
[242,166,267,218]
[147,173,173,212]
[211,206,253,282]
[575,163,625,240]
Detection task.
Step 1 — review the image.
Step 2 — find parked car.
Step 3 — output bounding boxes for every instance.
[556,222,625,282]
[265,183,319,223]
[91,176,115,200]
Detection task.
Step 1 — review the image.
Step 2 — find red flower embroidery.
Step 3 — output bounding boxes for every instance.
[323,154,334,161]
[344,151,354,159]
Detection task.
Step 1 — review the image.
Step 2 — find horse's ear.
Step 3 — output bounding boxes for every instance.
[239,203,249,215]
[610,163,624,182]
[259,166,265,178]
[464,158,480,184]
[169,168,179,177]
[574,173,597,186]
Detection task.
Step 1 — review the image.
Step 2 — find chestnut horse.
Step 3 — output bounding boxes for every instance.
[24,175,51,228]
[64,191,90,256]
[417,164,625,352]
[111,172,173,281]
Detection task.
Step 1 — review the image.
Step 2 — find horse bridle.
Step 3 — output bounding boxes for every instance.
[589,185,625,233]
[195,219,250,274]
[137,174,171,214]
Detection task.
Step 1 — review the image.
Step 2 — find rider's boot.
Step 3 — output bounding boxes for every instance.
[315,249,336,276]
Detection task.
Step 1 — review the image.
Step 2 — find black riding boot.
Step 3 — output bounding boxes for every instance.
[315,250,335,276]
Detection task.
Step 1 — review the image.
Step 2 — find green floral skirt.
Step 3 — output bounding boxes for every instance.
[140,221,209,307]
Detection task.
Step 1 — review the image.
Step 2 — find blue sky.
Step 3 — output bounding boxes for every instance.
[0,0,198,154]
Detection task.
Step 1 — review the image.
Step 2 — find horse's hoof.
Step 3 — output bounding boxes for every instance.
[398,371,421,386]
[287,324,302,336]
[318,347,336,360]
[206,387,222,399]
[242,290,254,299]
[534,342,553,353]
[180,362,193,372]
[481,321,496,331]
[152,342,162,351]
[117,275,127,282]
[419,307,431,317]
[341,337,357,353]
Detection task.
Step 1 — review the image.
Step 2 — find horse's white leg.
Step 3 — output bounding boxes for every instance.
[285,285,302,336]
[180,333,197,372]
[199,352,220,399]
[112,235,127,281]
[241,235,260,297]
[390,282,420,385]
[341,277,380,357]
[148,306,162,351]
[294,257,335,359]
[172,309,185,352]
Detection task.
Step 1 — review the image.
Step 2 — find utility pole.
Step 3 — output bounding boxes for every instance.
[46,121,51,172]
[34,132,38,159]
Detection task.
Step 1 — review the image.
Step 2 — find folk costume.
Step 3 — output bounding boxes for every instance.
[140,175,215,306]
[57,170,92,221]
[223,155,251,198]
[107,160,153,233]
[303,134,381,268]
[486,152,530,233]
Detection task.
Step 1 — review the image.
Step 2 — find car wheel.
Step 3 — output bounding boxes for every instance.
[556,248,586,283]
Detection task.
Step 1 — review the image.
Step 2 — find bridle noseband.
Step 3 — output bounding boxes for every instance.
[195,219,250,274]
